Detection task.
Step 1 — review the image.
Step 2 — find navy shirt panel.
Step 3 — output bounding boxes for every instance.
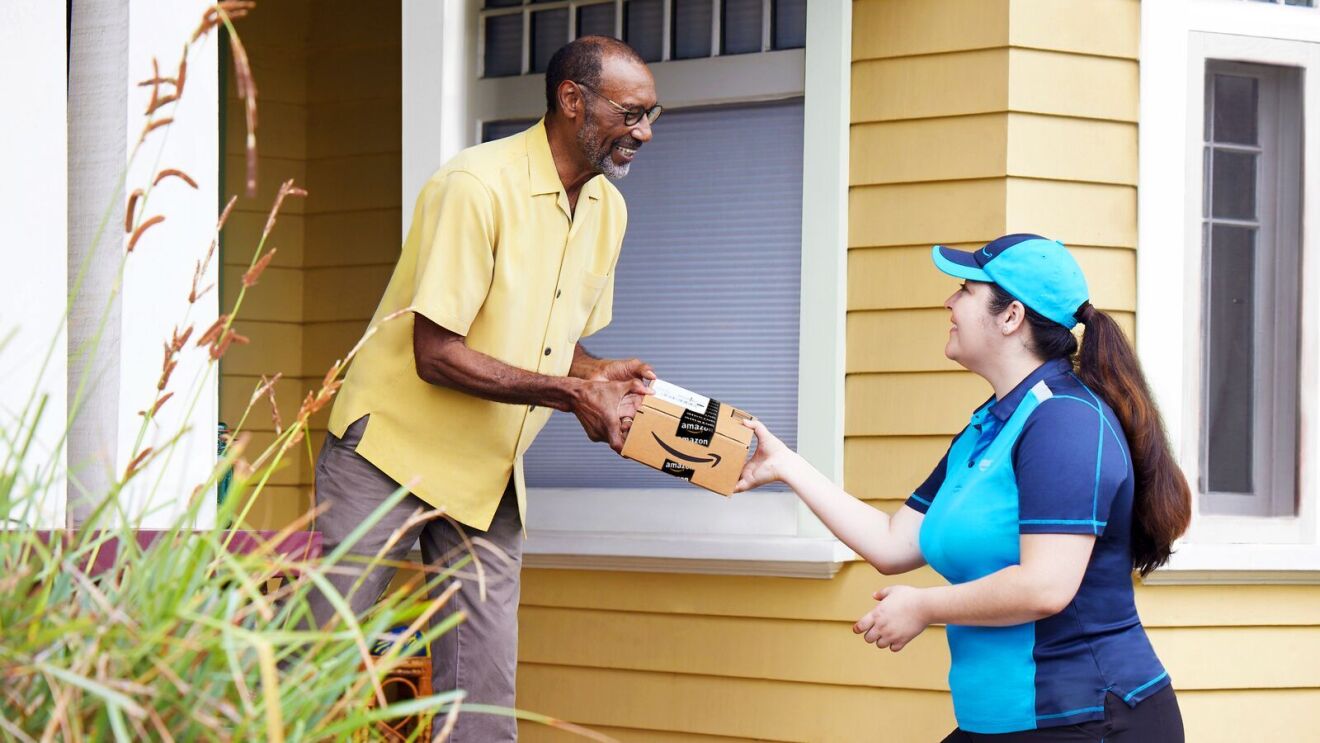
[1012,387,1133,536]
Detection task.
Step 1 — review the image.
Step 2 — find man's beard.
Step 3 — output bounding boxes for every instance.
[577,106,635,180]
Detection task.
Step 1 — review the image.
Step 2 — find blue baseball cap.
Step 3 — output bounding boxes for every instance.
[931,233,1090,329]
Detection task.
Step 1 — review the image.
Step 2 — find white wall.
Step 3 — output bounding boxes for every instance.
[116,0,221,527]
[0,1,69,528]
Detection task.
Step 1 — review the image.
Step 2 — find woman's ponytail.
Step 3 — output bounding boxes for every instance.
[1074,303,1191,576]
[987,286,1192,576]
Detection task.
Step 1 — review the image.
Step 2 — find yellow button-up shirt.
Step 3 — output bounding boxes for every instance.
[327,120,626,530]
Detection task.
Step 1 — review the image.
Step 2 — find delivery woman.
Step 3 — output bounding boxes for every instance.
[736,234,1191,741]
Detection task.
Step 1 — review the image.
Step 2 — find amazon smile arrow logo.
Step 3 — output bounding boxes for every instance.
[651,432,722,467]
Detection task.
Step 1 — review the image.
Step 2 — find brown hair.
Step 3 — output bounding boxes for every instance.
[988,286,1192,576]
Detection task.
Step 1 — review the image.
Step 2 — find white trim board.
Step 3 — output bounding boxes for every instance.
[1138,0,1320,582]
[116,0,221,528]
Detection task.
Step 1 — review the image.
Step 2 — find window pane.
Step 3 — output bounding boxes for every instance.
[774,0,808,49]
[722,0,763,55]
[482,119,536,143]
[673,0,713,59]
[1204,224,1256,494]
[1210,149,1257,220]
[485,0,523,7]
[524,100,805,489]
[531,9,569,73]
[484,13,523,77]
[1211,74,1258,145]
[625,0,664,62]
[577,3,617,39]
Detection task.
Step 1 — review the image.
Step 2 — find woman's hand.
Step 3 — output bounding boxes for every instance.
[853,585,930,652]
[734,418,799,492]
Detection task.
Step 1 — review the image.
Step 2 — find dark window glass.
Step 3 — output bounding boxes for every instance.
[773,0,807,49]
[722,0,763,55]
[1210,74,1258,145]
[484,13,523,77]
[625,0,664,62]
[1204,224,1257,493]
[577,3,617,39]
[672,0,713,59]
[1210,149,1257,220]
[531,9,569,73]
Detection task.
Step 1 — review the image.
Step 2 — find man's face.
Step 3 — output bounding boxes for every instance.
[576,55,657,180]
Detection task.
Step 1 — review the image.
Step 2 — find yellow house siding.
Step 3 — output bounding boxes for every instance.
[219,0,399,532]
[220,0,312,531]
[300,0,401,447]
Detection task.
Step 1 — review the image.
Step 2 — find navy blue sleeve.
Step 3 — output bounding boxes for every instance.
[1013,397,1129,536]
[905,433,959,514]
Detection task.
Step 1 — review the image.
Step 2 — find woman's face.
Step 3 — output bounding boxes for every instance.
[943,280,999,368]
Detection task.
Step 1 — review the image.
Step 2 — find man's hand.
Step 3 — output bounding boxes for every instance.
[572,378,650,453]
[571,345,656,385]
[588,357,657,384]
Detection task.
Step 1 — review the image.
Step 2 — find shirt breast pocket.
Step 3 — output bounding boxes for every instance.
[577,270,608,312]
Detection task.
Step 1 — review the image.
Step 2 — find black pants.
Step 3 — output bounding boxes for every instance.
[941,685,1184,742]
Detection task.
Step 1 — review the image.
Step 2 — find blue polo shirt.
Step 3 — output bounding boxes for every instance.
[905,358,1170,734]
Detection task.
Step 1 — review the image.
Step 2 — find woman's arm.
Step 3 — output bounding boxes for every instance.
[854,533,1095,651]
[736,419,926,575]
[918,533,1095,625]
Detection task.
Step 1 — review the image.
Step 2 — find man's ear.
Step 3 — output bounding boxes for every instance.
[558,80,585,121]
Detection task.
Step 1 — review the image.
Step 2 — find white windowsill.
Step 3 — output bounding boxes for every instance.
[521,487,856,578]
[1145,542,1320,585]
[524,531,856,579]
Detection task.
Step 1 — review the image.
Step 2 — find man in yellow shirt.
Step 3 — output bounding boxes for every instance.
[309,37,661,740]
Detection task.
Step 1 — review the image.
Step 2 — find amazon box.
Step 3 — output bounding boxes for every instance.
[620,380,754,496]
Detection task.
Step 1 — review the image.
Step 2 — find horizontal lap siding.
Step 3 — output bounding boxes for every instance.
[220,0,400,531]
[220,1,309,531]
[298,0,401,491]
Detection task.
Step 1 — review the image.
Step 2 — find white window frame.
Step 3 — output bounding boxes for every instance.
[1198,59,1302,520]
[402,0,850,577]
[116,0,221,528]
[1139,0,1320,583]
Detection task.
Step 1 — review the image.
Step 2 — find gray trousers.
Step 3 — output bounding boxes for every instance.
[308,416,524,742]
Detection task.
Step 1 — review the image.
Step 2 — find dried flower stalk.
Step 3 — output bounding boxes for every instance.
[123,447,154,481]
[242,248,276,287]
[153,169,198,189]
[124,189,144,233]
[139,117,175,144]
[127,215,165,254]
[139,392,175,419]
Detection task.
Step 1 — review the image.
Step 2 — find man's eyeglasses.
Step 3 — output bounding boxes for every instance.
[574,81,663,127]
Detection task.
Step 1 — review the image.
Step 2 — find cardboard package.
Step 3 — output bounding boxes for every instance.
[620,380,754,496]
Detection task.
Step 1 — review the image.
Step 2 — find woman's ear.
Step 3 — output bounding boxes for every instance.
[1002,300,1027,335]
